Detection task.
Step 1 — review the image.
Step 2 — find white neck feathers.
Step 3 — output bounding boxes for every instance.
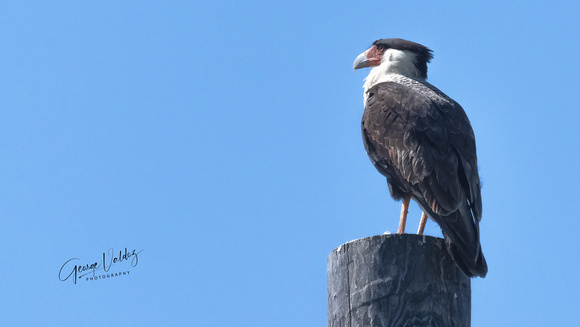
[363,49,424,92]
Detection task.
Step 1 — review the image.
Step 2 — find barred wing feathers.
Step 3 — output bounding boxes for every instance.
[361,81,487,277]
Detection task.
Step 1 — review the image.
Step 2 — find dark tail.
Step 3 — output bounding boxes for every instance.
[440,202,487,278]
[446,236,487,278]
[418,196,488,278]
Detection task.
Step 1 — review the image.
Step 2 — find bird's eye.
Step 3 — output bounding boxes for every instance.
[376,45,385,51]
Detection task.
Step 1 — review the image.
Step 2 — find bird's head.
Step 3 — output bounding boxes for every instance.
[353,38,433,80]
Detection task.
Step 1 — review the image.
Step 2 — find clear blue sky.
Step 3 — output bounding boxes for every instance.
[1,1,579,326]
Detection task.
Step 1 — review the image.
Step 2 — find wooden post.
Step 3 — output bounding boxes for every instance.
[327,234,471,327]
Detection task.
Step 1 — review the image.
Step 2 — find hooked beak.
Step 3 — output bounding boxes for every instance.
[353,52,370,70]
[353,45,382,71]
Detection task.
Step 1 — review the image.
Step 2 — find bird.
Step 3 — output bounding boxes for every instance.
[353,38,487,278]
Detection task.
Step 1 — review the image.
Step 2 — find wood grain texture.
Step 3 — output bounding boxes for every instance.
[327,234,470,327]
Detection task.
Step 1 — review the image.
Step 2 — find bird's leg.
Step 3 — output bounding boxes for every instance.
[397,197,411,234]
[417,212,428,235]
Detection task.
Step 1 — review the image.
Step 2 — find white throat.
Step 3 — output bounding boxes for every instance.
[363,49,424,92]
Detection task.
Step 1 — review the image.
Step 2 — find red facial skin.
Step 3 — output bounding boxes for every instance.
[364,45,384,66]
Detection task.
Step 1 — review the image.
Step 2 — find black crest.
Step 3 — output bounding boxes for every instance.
[373,38,434,79]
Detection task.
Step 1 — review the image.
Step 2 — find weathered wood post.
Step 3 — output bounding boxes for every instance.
[327,234,471,327]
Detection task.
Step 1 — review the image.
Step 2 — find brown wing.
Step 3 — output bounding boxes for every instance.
[361,81,486,277]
